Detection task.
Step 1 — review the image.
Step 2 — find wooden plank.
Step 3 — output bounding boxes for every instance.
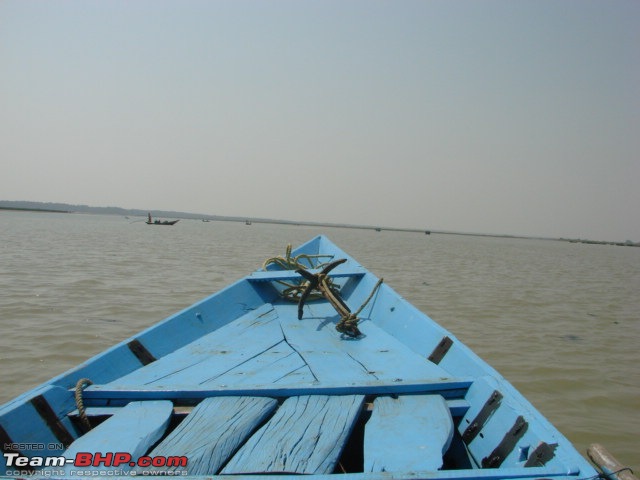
[202,343,316,387]
[333,318,452,382]
[459,379,537,469]
[83,377,473,402]
[248,269,365,282]
[275,299,450,385]
[59,400,173,475]
[587,443,639,480]
[102,303,282,387]
[138,397,278,475]
[364,395,454,472]
[217,467,579,480]
[276,303,382,383]
[222,395,365,474]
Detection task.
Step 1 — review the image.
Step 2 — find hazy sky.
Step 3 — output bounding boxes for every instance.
[1,1,638,241]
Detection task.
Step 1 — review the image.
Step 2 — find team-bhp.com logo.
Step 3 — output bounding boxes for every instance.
[3,451,188,476]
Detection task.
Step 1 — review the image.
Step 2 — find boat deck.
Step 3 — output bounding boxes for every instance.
[65,299,466,475]
[96,300,453,392]
[55,299,567,477]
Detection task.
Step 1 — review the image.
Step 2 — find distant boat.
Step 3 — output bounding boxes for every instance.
[146,213,179,226]
[202,219,210,223]
[246,220,252,225]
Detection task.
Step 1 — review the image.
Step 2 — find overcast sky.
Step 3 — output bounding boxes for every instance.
[1,1,638,241]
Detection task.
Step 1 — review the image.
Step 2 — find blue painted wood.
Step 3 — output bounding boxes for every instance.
[138,396,278,475]
[67,397,476,418]
[277,303,378,383]
[201,342,316,387]
[329,317,452,382]
[58,400,172,475]
[364,395,454,472]
[102,303,281,387]
[248,269,365,282]
[458,377,549,469]
[83,378,473,402]
[275,299,451,385]
[447,398,471,417]
[211,467,579,480]
[0,385,77,462]
[222,395,364,474]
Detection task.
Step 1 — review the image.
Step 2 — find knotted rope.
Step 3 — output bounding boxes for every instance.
[335,278,384,337]
[74,378,93,432]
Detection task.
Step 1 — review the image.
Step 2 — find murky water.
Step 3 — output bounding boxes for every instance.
[1,211,638,469]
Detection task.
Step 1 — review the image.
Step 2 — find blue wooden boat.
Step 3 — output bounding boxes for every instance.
[0,236,603,478]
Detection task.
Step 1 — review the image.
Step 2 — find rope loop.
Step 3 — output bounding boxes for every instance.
[75,378,93,432]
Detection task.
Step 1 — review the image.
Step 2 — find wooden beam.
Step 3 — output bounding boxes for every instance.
[204,466,579,480]
[248,268,365,282]
[587,444,638,480]
[81,378,473,403]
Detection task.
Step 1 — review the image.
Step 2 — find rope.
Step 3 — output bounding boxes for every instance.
[262,244,335,302]
[75,378,93,432]
[578,469,636,480]
[352,278,384,318]
[336,278,383,338]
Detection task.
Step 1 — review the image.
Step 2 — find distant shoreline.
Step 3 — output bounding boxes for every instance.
[1,200,637,247]
[0,205,70,214]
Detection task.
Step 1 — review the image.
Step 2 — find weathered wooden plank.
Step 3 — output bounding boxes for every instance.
[83,377,472,402]
[364,395,454,472]
[199,342,316,387]
[248,269,365,282]
[459,378,537,469]
[69,395,469,420]
[207,467,578,480]
[103,303,282,387]
[277,303,379,383]
[587,443,639,480]
[222,395,365,474]
[334,318,452,382]
[59,400,173,475]
[137,396,278,475]
[276,299,450,385]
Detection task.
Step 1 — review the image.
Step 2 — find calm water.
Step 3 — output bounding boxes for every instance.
[1,211,638,469]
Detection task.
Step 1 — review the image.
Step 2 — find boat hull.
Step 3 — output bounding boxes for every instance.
[0,235,597,478]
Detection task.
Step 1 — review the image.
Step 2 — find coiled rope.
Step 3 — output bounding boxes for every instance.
[74,378,93,432]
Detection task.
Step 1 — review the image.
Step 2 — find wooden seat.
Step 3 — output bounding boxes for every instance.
[138,396,278,475]
[222,395,364,474]
[57,400,173,475]
[364,394,454,472]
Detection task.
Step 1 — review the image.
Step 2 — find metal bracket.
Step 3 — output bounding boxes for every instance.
[462,390,503,444]
[524,441,557,467]
[481,415,529,468]
[428,336,453,364]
